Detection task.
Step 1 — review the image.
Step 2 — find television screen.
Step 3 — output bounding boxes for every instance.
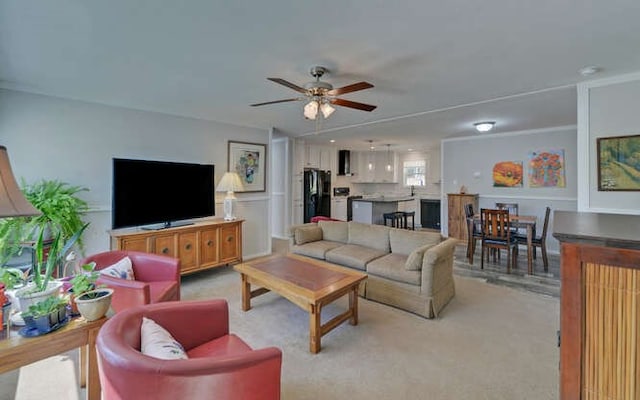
[112,158,215,229]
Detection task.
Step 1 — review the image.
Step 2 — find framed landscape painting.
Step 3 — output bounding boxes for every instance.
[597,134,640,191]
[228,141,267,192]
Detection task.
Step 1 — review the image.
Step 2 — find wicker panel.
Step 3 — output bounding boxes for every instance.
[583,263,639,399]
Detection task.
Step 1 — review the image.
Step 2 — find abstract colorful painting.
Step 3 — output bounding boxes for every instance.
[493,161,523,187]
[528,149,565,188]
[597,134,640,191]
[228,141,266,192]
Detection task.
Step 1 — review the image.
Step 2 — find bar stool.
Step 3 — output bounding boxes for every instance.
[383,212,404,228]
[401,211,415,230]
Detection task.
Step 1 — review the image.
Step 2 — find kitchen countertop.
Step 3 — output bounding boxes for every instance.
[352,197,416,203]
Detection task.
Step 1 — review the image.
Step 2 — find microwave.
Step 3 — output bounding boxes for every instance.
[333,187,350,196]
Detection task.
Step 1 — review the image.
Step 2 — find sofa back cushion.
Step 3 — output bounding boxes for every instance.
[390,229,442,256]
[319,220,348,243]
[348,222,390,253]
[294,226,323,245]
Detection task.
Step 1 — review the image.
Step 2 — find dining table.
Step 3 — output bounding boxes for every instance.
[471,214,538,275]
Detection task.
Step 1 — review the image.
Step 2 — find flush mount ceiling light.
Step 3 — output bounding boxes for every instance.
[579,66,601,76]
[474,121,495,132]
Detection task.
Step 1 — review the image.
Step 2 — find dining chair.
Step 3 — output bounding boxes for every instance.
[496,202,522,235]
[480,208,518,273]
[514,206,551,272]
[464,203,482,264]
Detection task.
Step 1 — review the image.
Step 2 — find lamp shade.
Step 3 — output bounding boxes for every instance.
[0,146,41,217]
[216,172,244,193]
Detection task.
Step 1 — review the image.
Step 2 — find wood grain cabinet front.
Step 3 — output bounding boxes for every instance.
[110,219,243,275]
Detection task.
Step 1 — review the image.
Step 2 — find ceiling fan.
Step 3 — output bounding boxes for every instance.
[250,66,377,119]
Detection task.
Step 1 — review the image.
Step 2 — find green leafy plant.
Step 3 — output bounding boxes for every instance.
[69,262,103,299]
[21,295,67,319]
[27,223,90,294]
[0,179,89,265]
[0,267,25,290]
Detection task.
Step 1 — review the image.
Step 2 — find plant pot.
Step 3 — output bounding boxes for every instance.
[14,281,63,312]
[23,304,67,334]
[74,288,113,321]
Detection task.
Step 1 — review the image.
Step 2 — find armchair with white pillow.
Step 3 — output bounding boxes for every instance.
[79,250,180,313]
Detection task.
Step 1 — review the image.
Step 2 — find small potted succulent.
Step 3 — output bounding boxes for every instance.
[70,262,113,321]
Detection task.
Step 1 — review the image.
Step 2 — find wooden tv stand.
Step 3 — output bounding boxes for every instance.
[109,219,243,275]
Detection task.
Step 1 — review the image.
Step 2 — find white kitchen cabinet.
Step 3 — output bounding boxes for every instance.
[331,197,348,221]
[353,151,398,183]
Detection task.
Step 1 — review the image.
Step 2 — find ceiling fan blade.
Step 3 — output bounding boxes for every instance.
[250,98,301,107]
[330,98,377,112]
[326,81,374,96]
[267,78,308,94]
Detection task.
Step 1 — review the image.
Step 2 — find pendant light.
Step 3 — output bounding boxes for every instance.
[385,144,393,172]
[367,140,375,171]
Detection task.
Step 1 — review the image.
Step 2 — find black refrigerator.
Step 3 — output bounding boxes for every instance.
[304,169,331,223]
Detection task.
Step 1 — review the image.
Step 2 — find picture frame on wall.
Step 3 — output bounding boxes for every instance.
[597,134,640,191]
[228,141,267,192]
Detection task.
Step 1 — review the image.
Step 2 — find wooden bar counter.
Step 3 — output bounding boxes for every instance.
[553,211,640,400]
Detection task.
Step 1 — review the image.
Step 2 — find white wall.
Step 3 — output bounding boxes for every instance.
[0,89,271,259]
[441,126,578,253]
[577,72,640,214]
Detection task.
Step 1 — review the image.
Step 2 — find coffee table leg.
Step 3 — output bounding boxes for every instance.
[349,286,359,325]
[309,304,321,354]
[241,273,251,311]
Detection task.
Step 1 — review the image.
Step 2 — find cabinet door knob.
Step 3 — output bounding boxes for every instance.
[226,236,233,242]
[207,240,213,246]
[185,243,192,250]
[162,247,169,254]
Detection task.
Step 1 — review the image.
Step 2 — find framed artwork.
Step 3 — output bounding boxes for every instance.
[597,134,640,191]
[492,161,523,187]
[528,149,566,188]
[228,141,267,192]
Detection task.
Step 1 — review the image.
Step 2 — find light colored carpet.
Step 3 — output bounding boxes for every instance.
[1,264,560,400]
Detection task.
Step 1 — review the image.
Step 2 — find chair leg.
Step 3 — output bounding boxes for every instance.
[480,244,485,270]
[541,244,549,272]
[469,239,475,265]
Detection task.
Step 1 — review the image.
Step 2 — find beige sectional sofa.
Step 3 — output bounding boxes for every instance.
[288,220,458,318]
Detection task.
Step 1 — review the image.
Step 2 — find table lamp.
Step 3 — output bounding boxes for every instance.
[216,172,244,221]
[0,146,41,217]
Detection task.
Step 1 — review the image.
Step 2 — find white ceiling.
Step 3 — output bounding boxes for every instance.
[2,0,640,151]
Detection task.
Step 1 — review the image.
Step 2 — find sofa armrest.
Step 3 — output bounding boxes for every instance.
[421,238,457,296]
[96,275,151,312]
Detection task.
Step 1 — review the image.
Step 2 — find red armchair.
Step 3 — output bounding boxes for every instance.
[80,250,180,313]
[96,299,282,400]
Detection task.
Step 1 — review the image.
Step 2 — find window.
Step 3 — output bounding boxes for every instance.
[403,160,426,186]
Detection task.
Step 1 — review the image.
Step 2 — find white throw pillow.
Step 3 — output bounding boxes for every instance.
[140,317,188,360]
[99,256,135,280]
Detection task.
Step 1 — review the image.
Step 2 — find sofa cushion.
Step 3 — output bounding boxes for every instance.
[292,241,342,259]
[141,317,188,360]
[367,254,422,286]
[348,222,390,253]
[100,256,135,280]
[325,244,387,270]
[294,225,323,245]
[318,220,348,243]
[389,229,441,256]
[405,244,436,271]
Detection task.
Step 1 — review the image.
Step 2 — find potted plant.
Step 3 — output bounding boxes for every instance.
[0,179,89,265]
[71,262,113,321]
[21,295,69,334]
[14,223,89,312]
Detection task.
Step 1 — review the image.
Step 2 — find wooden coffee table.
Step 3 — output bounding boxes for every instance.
[234,253,367,354]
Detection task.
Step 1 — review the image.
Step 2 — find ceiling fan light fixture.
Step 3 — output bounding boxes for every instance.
[303,100,319,120]
[320,102,335,118]
[474,121,495,132]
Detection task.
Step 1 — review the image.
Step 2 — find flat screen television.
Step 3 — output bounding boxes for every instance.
[112,158,215,229]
